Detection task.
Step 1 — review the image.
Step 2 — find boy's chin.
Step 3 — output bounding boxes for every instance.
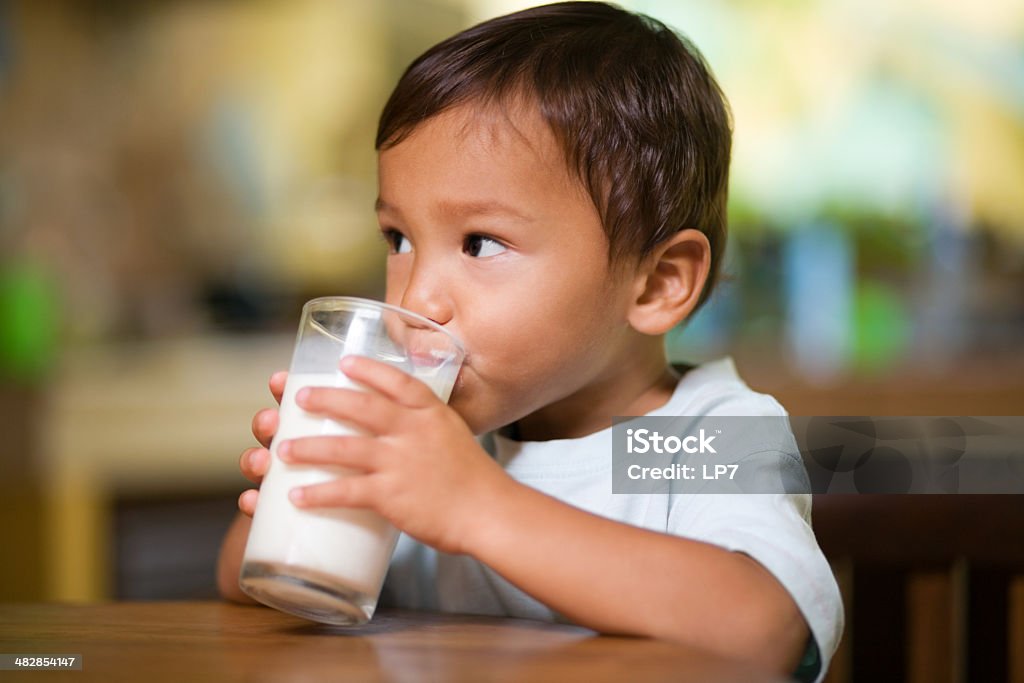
[448,396,504,437]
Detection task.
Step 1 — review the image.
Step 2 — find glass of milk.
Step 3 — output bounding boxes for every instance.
[239,296,465,625]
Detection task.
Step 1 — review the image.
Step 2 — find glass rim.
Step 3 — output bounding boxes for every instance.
[302,296,465,357]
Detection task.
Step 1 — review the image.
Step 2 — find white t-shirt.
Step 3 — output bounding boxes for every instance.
[382,357,844,681]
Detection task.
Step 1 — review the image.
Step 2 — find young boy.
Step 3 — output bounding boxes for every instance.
[217,3,843,680]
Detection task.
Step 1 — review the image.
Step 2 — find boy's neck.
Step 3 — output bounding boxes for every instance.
[507,338,681,442]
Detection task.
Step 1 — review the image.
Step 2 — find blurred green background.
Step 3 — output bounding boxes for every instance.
[0,0,1021,623]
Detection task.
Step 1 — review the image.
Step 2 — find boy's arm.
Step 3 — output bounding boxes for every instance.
[216,512,259,605]
[283,359,807,672]
[463,479,809,675]
[218,371,286,606]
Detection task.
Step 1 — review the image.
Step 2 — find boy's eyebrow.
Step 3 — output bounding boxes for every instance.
[436,199,534,222]
[376,197,534,223]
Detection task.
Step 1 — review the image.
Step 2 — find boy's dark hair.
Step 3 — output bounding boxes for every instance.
[377,1,731,312]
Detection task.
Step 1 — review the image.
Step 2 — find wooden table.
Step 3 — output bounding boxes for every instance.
[0,602,787,682]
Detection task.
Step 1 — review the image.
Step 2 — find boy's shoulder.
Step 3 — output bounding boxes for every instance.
[664,357,788,420]
[659,358,803,475]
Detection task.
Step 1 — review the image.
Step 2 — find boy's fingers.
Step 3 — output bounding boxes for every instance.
[238,489,259,517]
[269,371,288,405]
[279,436,378,471]
[251,409,279,448]
[297,387,397,436]
[239,447,269,483]
[340,355,436,408]
[290,475,376,510]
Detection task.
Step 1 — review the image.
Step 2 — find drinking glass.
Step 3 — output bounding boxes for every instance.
[239,296,465,625]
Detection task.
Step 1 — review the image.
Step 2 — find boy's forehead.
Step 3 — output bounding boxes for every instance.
[377,96,595,219]
[412,98,562,165]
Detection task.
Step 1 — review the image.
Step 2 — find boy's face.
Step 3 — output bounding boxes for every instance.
[377,101,638,435]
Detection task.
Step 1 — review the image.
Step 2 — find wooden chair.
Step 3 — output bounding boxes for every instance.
[812,495,1024,683]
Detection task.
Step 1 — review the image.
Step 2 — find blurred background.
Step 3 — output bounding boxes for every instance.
[1,1,1022,681]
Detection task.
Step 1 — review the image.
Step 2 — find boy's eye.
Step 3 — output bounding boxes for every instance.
[383,229,412,254]
[464,234,507,258]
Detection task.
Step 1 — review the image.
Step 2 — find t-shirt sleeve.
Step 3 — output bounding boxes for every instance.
[658,375,844,681]
[667,489,844,683]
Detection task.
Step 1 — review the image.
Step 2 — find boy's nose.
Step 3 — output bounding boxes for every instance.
[398,275,453,328]
[400,297,452,328]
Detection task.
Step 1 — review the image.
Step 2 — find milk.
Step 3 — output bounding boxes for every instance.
[241,366,456,619]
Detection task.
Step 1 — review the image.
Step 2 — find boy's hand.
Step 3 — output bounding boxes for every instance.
[279,355,509,556]
[237,370,288,517]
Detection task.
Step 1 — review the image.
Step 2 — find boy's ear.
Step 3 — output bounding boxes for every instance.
[626,229,711,335]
